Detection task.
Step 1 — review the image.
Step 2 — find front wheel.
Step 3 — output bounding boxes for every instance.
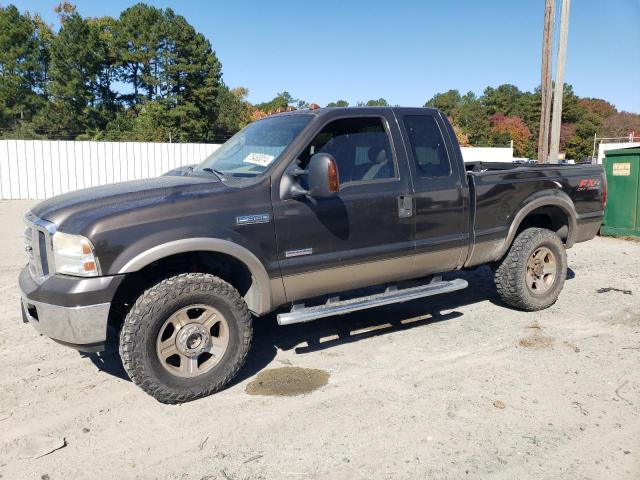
[119,273,252,404]
[494,227,567,311]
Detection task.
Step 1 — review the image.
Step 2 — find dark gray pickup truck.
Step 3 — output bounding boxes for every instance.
[20,107,605,403]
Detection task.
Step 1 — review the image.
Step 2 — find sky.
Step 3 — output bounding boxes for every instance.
[9,0,640,113]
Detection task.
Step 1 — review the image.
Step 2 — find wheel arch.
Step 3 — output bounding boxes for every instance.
[497,191,578,260]
[116,238,276,315]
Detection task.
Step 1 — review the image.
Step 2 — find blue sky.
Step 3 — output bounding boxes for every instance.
[9,0,640,113]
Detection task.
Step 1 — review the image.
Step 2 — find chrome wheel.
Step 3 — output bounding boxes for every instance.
[156,304,229,378]
[526,246,557,295]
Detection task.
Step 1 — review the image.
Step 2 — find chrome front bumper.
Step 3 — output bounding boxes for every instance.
[21,294,111,352]
[19,262,124,352]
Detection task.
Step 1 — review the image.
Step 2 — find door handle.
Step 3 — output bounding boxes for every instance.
[398,195,413,218]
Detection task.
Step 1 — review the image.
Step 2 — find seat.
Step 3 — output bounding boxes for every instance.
[361,146,391,180]
[319,136,357,183]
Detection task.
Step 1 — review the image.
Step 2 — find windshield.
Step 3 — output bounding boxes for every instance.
[195,114,313,177]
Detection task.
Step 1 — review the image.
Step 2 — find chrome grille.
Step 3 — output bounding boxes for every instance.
[23,212,56,284]
[24,222,36,279]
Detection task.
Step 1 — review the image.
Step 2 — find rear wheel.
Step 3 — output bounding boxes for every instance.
[494,227,567,311]
[119,273,252,404]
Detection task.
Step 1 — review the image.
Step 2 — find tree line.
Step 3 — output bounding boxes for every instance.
[423,85,640,159]
[0,2,249,142]
[2,3,639,159]
[273,88,640,159]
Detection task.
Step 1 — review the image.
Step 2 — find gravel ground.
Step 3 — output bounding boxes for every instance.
[0,199,638,480]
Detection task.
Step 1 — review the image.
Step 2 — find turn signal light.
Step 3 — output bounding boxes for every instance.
[328,160,339,193]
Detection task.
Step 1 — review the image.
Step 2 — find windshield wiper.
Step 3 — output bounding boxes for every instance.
[201,167,226,181]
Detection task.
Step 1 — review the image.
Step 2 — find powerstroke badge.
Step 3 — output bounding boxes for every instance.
[285,248,313,258]
[236,214,271,225]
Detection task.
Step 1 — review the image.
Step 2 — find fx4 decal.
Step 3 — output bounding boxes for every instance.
[577,179,601,191]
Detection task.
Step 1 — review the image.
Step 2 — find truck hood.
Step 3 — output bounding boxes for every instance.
[31,175,225,231]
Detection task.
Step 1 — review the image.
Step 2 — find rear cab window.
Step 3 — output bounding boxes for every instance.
[402,115,452,178]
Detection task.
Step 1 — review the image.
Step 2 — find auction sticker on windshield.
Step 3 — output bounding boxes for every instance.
[244,153,275,167]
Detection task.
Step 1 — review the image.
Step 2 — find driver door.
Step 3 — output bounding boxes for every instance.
[272,112,416,302]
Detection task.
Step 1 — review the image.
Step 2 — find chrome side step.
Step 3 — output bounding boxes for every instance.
[277,278,468,326]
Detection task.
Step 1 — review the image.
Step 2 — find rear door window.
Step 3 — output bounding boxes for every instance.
[403,115,451,178]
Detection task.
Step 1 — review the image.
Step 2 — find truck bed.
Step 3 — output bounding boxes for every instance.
[464,160,594,173]
[463,162,605,268]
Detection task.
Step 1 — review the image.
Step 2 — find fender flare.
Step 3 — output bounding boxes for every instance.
[117,238,274,314]
[496,190,578,259]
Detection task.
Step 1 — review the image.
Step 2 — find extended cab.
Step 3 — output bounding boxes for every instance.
[20,107,606,403]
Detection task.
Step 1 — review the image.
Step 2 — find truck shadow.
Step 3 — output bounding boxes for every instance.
[230,266,495,386]
[232,264,575,386]
[85,265,576,386]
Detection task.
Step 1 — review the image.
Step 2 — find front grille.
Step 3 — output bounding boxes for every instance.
[24,223,36,279]
[23,212,56,283]
[38,231,49,276]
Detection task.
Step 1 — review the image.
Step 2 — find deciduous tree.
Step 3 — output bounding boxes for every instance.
[490,114,533,157]
[602,112,640,138]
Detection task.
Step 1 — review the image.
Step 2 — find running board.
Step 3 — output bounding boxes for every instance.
[277,278,468,326]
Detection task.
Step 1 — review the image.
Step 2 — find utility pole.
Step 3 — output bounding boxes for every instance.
[549,0,571,163]
[538,0,555,163]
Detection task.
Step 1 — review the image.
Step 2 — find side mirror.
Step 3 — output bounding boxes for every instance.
[307,153,340,198]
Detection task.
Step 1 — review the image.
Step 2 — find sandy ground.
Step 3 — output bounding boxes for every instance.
[0,199,639,480]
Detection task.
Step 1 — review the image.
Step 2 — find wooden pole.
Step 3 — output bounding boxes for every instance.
[549,0,571,163]
[538,0,555,163]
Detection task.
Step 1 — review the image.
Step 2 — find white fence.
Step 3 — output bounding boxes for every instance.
[0,140,221,200]
[460,146,514,163]
[597,141,640,164]
[1,139,524,200]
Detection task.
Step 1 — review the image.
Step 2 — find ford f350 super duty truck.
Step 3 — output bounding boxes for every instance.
[20,107,606,403]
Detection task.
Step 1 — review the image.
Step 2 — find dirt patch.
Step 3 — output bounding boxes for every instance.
[518,335,555,349]
[245,367,330,396]
[520,321,555,349]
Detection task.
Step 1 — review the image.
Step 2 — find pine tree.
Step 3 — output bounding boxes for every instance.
[0,5,48,133]
[36,11,102,138]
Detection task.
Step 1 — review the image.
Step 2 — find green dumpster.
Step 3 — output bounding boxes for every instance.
[601,146,640,238]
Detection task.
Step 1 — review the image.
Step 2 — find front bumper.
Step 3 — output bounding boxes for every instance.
[19,266,124,352]
[21,296,110,351]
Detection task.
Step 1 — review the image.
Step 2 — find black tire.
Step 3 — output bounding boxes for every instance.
[119,273,252,404]
[494,227,567,311]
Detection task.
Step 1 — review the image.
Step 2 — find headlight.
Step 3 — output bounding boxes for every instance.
[52,232,100,277]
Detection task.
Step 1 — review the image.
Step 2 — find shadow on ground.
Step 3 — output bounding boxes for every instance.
[84,265,577,386]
